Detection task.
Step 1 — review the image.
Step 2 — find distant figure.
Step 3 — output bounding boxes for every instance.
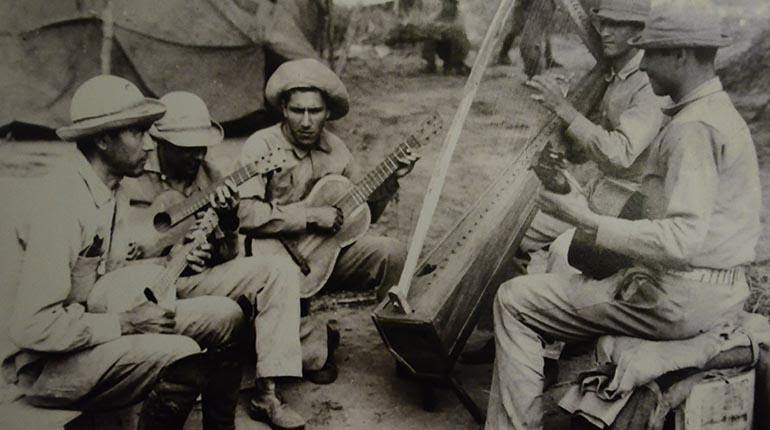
[498,0,559,77]
[386,0,471,75]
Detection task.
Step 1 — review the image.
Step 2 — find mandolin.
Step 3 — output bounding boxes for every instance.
[111,151,286,264]
[249,113,443,298]
[88,209,219,313]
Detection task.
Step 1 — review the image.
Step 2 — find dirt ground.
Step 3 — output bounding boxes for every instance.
[1,2,770,429]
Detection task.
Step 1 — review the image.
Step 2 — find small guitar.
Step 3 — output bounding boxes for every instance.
[531,144,644,279]
[88,209,219,313]
[112,151,286,263]
[250,113,444,298]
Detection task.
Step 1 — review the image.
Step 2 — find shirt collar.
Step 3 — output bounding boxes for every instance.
[662,77,723,116]
[281,123,332,159]
[606,50,643,82]
[73,149,115,208]
[144,147,162,174]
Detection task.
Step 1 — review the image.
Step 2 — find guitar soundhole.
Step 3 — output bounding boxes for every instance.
[153,212,172,232]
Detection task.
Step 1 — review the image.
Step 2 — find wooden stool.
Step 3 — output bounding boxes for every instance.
[672,368,755,430]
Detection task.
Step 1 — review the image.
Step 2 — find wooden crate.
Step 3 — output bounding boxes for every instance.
[674,368,755,430]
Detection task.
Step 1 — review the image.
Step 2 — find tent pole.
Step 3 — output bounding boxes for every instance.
[100,1,114,75]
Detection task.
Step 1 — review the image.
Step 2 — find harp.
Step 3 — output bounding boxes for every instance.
[372,0,608,422]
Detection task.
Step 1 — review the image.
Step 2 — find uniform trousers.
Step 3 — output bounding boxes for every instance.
[485,267,749,430]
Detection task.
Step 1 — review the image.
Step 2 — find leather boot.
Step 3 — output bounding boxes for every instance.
[202,357,242,430]
[248,379,305,430]
[137,353,212,430]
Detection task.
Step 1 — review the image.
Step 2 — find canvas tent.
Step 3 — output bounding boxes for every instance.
[0,0,323,133]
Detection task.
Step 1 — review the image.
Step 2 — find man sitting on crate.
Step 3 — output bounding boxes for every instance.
[112,91,305,430]
[486,1,763,429]
[237,59,418,387]
[0,75,245,430]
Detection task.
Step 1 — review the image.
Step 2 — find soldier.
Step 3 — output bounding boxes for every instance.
[238,59,417,387]
[486,1,761,428]
[114,91,305,430]
[1,75,245,430]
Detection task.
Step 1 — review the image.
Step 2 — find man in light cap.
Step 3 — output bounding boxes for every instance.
[463,0,665,365]
[113,91,306,429]
[486,0,761,428]
[1,76,247,430]
[238,59,417,389]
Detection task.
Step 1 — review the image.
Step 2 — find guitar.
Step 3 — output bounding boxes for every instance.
[87,209,219,313]
[531,143,644,279]
[111,151,286,263]
[249,113,444,298]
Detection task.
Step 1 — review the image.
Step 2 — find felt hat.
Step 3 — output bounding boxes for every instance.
[149,92,223,148]
[592,0,650,23]
[265,58,350,120]
[628,0,732,49]
[56,75,166,141]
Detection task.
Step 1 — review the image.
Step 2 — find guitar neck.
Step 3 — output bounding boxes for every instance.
[153,240,198,294]
[167,160,272,222]
[339,137,418,213]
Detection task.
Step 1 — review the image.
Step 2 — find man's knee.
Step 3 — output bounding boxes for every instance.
[363,236,407,267]
[127,334,202,369]
[494,275,538,315]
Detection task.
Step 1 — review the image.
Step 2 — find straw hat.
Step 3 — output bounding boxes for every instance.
[592,0,650,24]
[265,58,350,121]
[56,75,166,141]
[149,92,223,147]
[628,0,732,49]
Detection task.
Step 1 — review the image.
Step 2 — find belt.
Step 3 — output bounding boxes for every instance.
[667,266,744,285]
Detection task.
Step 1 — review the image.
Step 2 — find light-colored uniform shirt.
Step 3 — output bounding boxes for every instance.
[238,123,362,234]
[2,151,121,385]
[566,50,666,184]
[596,78,761,270]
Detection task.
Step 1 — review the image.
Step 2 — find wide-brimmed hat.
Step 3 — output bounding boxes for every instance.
[149,92,223,148]
[628,0,732,49]
[592,0,649,24]
[265,58,349,121]
[56,75,166,141]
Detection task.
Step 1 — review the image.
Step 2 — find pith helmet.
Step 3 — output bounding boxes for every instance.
[149,92,223,147]
[56,75,165,141]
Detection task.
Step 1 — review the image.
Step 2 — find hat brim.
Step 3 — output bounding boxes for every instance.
[627,33,733,49]
[149,121,224,148]
[56,98,166,141]
[591,8,646,24]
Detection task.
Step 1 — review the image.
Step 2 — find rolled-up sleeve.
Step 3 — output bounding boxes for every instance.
[567,83,662,170]
[594,123,717,268]
[10,205,121,353]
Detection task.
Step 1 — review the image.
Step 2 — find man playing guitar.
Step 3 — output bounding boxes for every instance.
[238,59,419,389]
[113,92,306,430]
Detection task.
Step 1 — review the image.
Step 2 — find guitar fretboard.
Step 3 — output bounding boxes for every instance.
[337,137,418,214]
[164,155,282,225]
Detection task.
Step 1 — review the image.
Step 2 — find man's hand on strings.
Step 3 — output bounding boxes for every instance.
[536,170,598,233]
[525,75,580,124]
[185,212,214,272]
[209,179,240,213]
[394,146,420,178]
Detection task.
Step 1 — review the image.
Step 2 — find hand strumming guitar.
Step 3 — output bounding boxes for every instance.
[307,206,343,234]
[118,301,176,334]
[184,212,214,273]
